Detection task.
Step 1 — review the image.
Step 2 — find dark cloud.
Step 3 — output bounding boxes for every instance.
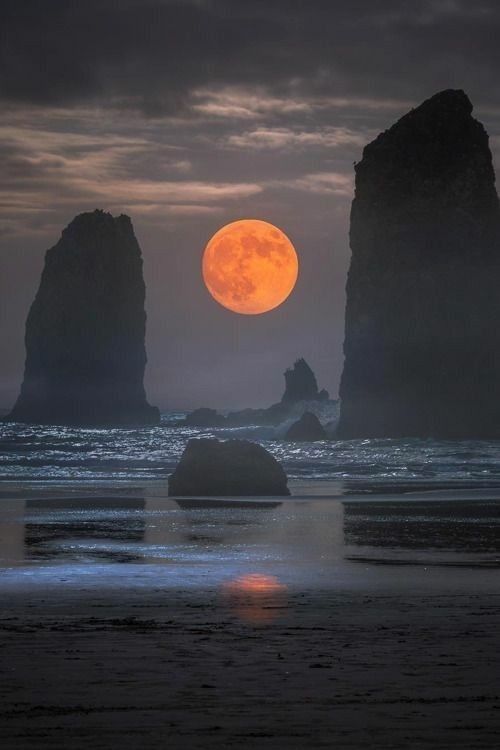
[3,1,500,113]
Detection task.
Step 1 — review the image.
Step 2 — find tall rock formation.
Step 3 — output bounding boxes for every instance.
[281,358,328,403]
[8,210,160,425]
[338,90,500,438]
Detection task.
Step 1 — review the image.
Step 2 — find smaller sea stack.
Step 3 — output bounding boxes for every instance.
[281,358,328,403]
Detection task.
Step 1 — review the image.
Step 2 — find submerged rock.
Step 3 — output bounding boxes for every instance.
[184,407,226,427]
[7,210,159,425]
[225,404,286,427]
[338,90,500,438]
[168,438,290,496]
[285,411,327,441]
[225,407,267,426]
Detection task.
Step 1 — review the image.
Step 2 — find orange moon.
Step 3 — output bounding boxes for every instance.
[202,219,299,314]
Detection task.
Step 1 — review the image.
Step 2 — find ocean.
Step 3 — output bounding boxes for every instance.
[1,412,500,491]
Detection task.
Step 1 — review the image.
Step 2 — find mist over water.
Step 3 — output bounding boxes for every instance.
[1,412,500,490]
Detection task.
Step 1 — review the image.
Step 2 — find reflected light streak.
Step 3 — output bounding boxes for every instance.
[222,573,287,625]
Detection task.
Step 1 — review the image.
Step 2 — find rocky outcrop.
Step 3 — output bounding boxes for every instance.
[168,438,290,496]
[182,358,331,429]
[285,411,327,441]
[338,90,500,438]
[225,402,286,427]
[281,358,327,403]
[7,210,159,426]
[225,358,329,425]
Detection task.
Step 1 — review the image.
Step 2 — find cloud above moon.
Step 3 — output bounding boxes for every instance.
[3,1,500,114]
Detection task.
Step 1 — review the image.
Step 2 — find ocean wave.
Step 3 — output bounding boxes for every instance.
[1,413,500,489]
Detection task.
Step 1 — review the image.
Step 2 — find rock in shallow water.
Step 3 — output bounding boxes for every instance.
[285,411,327,441]
[168,438,290,496]
[338,89,500,438]
[7,210,159,426]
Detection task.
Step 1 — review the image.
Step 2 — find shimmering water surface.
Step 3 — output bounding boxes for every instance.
[1,414,500,591]
[2,413,500,490]
[0,493,498,594]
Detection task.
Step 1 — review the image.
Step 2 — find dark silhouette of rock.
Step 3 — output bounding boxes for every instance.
[184,407,226,427]
[225,408,265,426]
[338,90,500,438]
[168,438,290,496]
[285,411,327,441]
[7,210,159,426]
[226,403,291,427]
[180,359,332,429]
[281,358,324,403]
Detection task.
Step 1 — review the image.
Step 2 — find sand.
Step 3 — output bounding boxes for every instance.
[0,587,499,749]
[0,487,499,748]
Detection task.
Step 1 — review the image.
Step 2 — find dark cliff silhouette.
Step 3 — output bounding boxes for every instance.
[338,89,500,438]
[7,210,159,426]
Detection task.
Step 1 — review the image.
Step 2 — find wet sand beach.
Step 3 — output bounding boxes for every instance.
[0,484,499,748]
[1,588,499,749]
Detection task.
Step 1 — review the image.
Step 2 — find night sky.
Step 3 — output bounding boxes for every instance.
[2,0,500,410]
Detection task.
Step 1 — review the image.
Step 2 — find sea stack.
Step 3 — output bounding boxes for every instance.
[281,358,328,403]
[8,210,160,425]
[338,90,500,438]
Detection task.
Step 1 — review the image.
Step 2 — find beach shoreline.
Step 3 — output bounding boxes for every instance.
[0,484,499,747]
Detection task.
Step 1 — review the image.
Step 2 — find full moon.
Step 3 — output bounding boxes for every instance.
[202,219,299,315]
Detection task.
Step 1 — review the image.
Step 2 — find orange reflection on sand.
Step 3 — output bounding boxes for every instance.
[222,573,288,625]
